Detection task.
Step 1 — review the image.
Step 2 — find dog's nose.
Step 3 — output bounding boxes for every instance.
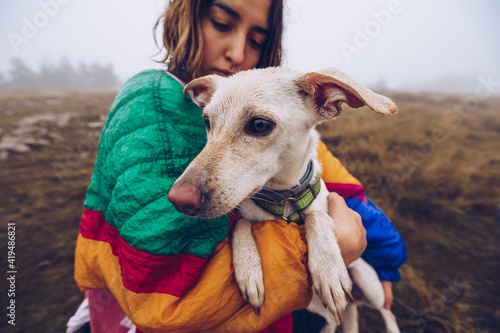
[168,183,205,216]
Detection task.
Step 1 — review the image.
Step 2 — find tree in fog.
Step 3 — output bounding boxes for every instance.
[76,61,92,91]
[39,56,79,91]
[8,58,39,90]
[87,62,121,91]
[0,73,7,91]
[372,78,389,91]
[1,57,122,91]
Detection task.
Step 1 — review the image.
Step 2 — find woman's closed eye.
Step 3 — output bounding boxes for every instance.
[211,19,232,32]
[249,37,263,50]
[248,30,266,51]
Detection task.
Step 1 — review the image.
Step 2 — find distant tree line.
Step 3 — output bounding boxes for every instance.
[0,57,122,92]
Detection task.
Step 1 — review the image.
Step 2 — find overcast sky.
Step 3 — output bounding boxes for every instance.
[1,0,499,91]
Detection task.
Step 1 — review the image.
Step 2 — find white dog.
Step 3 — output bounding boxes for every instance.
[168,67,399,332]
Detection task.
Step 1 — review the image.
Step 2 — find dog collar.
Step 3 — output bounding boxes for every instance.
[252,161,321,224]
[254,161,315,202]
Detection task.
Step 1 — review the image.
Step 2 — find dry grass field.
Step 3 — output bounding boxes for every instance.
[0,90,499,332]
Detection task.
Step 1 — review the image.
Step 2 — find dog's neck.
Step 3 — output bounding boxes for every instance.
[263,131,320,191]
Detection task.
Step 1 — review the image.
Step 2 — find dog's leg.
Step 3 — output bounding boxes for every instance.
[379,309,400,333]
[349,259,400,333]
[348,259,384,307]
[305,211,353,325]
[342,303,359,333]
[306,292,339,333]
[231,218,265,315]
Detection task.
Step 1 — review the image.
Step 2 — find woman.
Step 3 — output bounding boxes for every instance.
[69,1,405,332]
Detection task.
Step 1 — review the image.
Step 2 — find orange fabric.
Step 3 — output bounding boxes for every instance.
[316,141,362,185]
[75,219,311,333]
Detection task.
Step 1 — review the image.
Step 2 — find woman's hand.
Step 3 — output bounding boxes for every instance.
[327,192,367,266]
[381,280,394,309]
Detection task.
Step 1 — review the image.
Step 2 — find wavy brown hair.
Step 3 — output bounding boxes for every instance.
[154,0,283,82]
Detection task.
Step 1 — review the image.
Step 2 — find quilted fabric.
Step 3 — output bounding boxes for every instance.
[84,70,229,257]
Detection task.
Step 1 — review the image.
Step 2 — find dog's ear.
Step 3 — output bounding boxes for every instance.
[295,68,397,119]
[184,75,219,109]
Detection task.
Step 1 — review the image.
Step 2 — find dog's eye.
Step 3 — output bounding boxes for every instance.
[203,115,210,130]
[246,118,275,136]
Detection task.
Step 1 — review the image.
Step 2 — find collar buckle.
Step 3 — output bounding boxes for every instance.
[252,161,321,225]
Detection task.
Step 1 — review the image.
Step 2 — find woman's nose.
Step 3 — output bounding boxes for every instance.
[224,34,246,66]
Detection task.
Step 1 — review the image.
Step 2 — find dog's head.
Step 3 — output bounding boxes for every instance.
[168,67,397,218]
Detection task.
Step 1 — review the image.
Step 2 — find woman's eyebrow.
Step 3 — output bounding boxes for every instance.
[212,2,240,20]
[211,1,269,35]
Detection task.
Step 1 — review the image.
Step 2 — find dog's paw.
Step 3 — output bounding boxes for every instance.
[309,253,353,325]
[231,219,265,315]
[304,211,353,325]
[234,260,265,315]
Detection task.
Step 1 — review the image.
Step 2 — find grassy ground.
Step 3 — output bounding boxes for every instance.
[0,90,499,332]
[0,91,115,332]
[320,91,500,332]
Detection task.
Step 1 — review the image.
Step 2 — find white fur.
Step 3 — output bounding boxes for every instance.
[169,67,399,331]
[311,259,400,333]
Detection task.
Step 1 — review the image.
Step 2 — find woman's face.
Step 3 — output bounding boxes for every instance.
[199,0,271,78]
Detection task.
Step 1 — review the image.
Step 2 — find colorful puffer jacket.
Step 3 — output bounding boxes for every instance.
[74,70,406,333]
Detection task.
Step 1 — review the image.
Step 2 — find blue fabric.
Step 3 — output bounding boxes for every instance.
[346,196,407,282]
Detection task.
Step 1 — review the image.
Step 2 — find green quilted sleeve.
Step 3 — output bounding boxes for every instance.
[84,70,229,257]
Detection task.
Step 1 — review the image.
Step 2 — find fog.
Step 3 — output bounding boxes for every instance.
[1,0,499,93]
